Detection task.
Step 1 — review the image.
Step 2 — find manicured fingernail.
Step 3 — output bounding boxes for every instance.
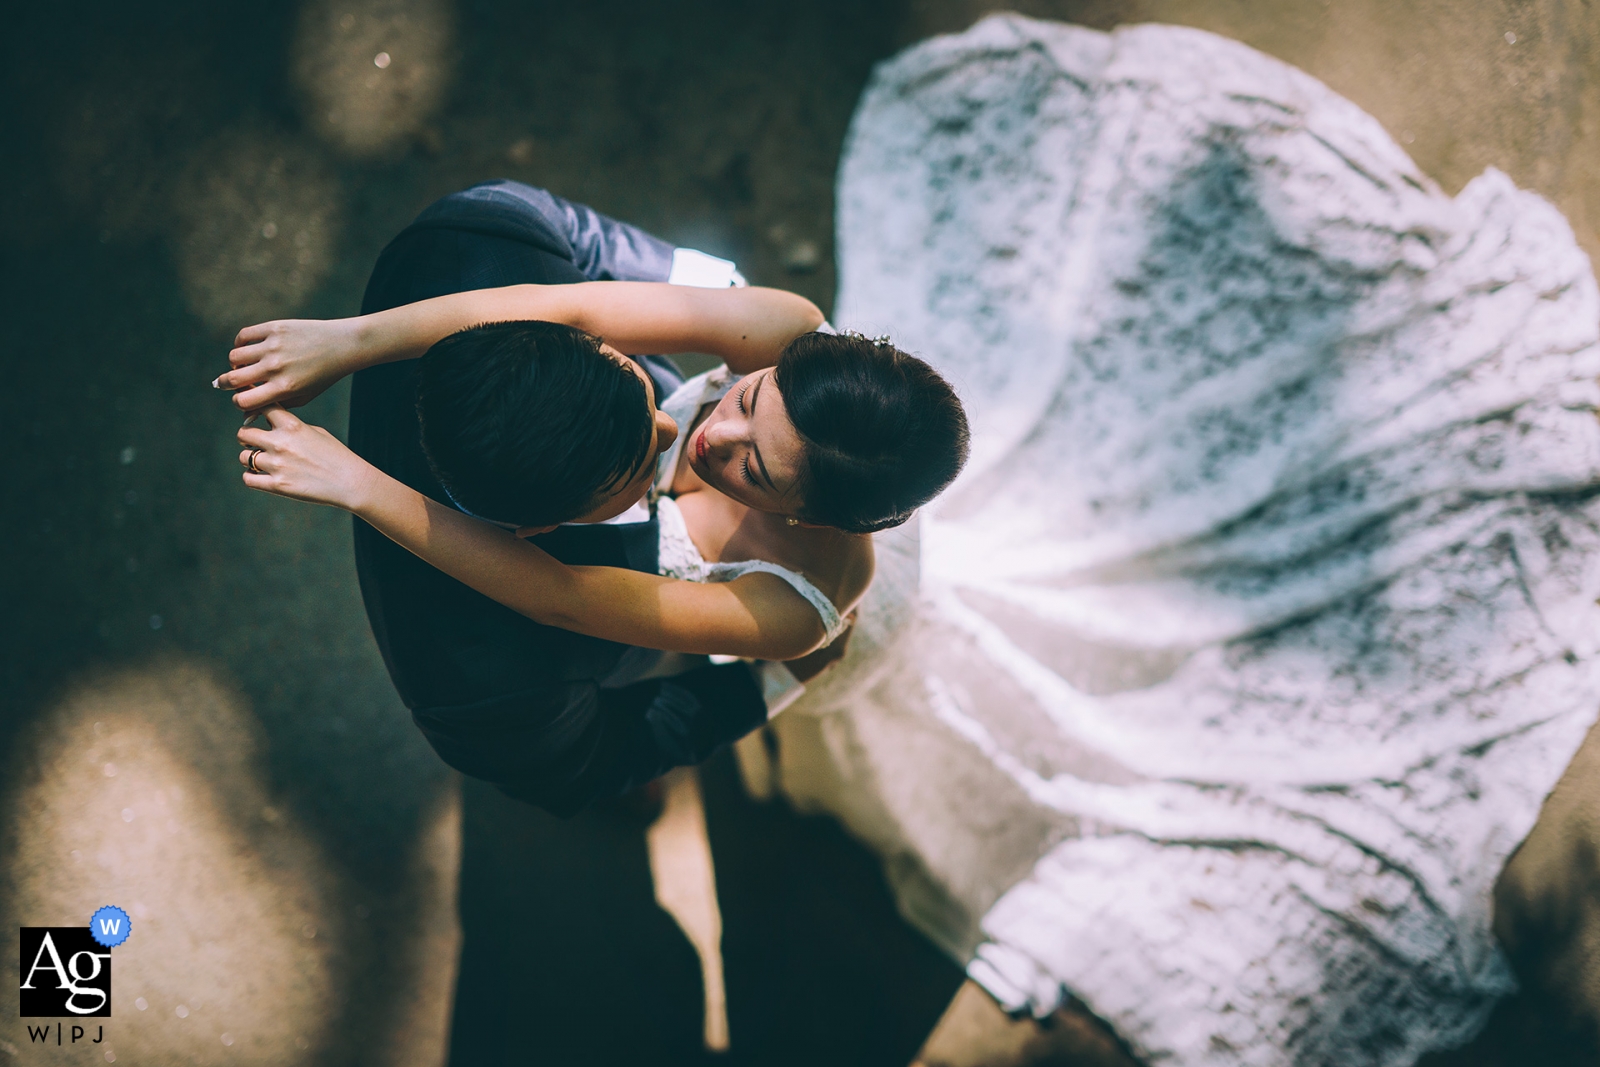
[212,377,222,389]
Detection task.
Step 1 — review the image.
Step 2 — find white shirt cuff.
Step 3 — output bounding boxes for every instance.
[668,247,744,288]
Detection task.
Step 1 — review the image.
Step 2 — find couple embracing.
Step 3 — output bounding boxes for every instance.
[217,179,969,816]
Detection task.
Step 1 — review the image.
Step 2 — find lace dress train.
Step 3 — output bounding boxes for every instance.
[761,16,1600,1067]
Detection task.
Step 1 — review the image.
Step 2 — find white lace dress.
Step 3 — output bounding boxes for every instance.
[749,15,1600,1067]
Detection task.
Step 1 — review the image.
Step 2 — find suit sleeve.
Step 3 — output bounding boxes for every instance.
[437,179,679,283]
[539,188,678,283]
[526,183,742,287]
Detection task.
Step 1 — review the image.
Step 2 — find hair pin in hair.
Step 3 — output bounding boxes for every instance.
[841,328,894,348]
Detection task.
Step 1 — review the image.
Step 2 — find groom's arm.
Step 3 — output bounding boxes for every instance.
[413,662,770,818]
[452,180,744,288]
[412,179,670,283]
[564,662,771,815]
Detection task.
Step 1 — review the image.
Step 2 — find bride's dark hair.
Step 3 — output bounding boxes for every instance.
[776,331,969,534]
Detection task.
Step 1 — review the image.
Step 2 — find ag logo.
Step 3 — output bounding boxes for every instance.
[19,906,129,1018]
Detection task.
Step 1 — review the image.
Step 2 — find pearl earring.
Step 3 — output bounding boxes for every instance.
[786,517,800,527]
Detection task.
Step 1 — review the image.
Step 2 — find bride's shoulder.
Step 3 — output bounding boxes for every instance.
[842,535,875,600]
[807,532,875,616]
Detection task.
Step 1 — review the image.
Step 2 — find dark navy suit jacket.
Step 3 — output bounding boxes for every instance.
[349,181,767,816]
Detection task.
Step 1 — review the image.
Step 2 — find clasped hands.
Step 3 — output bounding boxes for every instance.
[220,317,379,511]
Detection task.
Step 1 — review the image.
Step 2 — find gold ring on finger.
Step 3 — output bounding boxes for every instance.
[248,448,264,473]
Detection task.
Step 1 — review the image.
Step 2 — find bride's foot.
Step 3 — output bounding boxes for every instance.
[911,979,1140,1067]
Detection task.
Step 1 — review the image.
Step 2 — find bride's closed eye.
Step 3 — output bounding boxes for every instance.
[737,382,762,488]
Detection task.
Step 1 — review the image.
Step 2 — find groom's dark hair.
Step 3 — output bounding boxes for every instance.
[415,320,654,527]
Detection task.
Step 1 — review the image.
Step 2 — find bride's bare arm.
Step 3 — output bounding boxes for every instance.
[217,283,823,411]
[473,282,824,371]
[237,407,829,661]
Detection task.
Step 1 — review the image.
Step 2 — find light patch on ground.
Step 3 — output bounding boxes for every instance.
[1,662,340,1064]
[646,766,728,1052]
[292,0,455,159]
[370,781,462,1067]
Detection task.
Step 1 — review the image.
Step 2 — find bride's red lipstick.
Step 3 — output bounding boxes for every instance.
[694,428,709,464]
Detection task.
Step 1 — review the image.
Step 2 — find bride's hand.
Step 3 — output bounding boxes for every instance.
[237,406,377,511]
[214,317,367,412]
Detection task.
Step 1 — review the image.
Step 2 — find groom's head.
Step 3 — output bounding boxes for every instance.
[416,321,677,529]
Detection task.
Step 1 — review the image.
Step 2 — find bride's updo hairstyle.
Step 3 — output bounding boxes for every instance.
[775,331,969,534]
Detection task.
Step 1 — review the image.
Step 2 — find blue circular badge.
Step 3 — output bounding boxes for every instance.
[90,905,131,948]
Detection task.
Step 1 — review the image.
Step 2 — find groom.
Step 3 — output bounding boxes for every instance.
[350,179,780,817]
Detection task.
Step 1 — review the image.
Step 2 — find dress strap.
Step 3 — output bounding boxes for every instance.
[655,497,849,645]
[704,559,849,644]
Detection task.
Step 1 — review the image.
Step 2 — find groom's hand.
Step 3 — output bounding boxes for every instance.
[214,317,367,412]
